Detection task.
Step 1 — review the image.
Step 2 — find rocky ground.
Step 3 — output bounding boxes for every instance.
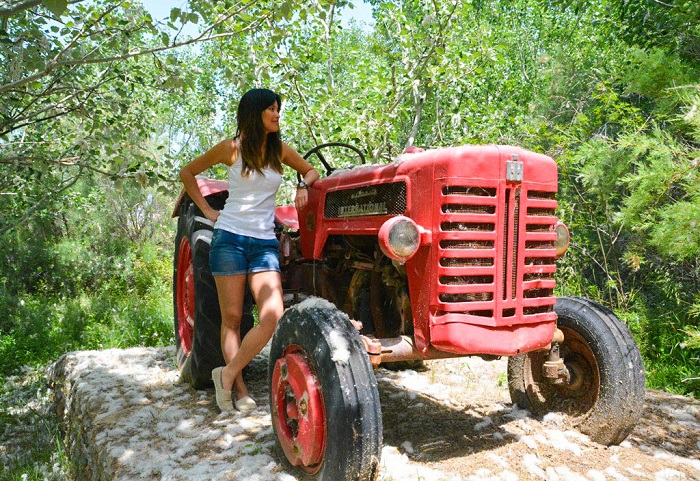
[42,344,700,481]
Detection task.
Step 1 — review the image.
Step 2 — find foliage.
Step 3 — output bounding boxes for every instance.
[544,10,700,395]
[0,365,68,481]
[604,0,700,62]
[0,0,281,235]
[0,181,174,378]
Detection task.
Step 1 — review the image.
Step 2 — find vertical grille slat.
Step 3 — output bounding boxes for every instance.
[512,190,521,299]
[502,189,510,301]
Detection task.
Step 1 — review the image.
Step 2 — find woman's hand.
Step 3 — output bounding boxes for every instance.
[205,207,221,223]
[280,144,319,212]
[295,187,309,211]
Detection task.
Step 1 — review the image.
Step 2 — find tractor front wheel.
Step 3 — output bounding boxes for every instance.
[507,296,645,445]
[268,301,382,480]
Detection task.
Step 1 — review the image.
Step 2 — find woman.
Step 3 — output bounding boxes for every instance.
[179,88,319,412]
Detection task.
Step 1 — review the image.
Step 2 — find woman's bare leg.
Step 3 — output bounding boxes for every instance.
[214,274,249,398]
[221,271,284,398]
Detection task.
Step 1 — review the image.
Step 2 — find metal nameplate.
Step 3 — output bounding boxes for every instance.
[337,202,388,217]
[506,159,523,182]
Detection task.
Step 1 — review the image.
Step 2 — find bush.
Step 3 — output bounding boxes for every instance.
[0,178,178,375]
[0,287,173,379]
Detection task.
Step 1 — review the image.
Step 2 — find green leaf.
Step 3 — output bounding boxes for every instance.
[41,0,68,17]
[280,1,292,20]
[42,0,68,17]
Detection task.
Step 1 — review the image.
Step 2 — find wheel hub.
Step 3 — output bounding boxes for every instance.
[563,357,587,394]
[271,347,326,473]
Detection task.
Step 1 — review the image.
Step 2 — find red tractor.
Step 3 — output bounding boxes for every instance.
[173,143,645,480]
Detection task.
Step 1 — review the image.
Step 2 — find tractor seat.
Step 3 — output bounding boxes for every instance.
[274,205,299,230]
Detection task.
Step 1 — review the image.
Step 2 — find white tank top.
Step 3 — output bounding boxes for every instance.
[214,154,282,240]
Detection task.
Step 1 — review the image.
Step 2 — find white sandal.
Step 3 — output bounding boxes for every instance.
[212,367,234,412]
[235,395,257,413]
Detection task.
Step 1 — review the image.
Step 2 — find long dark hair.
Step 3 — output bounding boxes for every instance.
[236,88,283,176]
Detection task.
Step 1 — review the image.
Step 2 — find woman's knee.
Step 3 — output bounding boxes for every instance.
[258,299,283,321]
[220,308,244,328]
[257,309,281,335]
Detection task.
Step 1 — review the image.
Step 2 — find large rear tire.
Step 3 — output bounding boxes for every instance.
[268,300,382,480]
[507,296,645,445]
[173,199,254,389]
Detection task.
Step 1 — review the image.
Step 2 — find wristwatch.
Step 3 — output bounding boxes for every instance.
[297,180,309,189]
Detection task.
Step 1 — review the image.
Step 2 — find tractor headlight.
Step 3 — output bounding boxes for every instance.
[379,216,422,264]
[554,222,570,257]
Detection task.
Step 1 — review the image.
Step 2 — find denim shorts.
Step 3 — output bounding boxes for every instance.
[209,229,280,276]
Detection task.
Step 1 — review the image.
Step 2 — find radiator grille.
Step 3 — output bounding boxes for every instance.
[502,189,510,301]
[324,181,406,218]
[442,204,496,214]
[440,257,493,267]
[441,222,495,232]
[443,186,496,196]
[436,181,558,321]
[511,190,521,298]
[440,240,492,249]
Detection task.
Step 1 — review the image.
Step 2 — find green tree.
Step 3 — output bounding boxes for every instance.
[0,0,286,234]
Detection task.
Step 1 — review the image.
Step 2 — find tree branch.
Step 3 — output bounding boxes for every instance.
[324,2,336,91]
[372,0,460,161]
[1,66,117,137]
[0,0,84,17]
[0,0,42,17]
[0,0,265,95]
[0,167,83,236]
[404,81,427,150]
[291,75,323,146]
[651,0,674,8]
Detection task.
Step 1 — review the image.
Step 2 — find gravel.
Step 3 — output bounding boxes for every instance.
[2,345,698,480]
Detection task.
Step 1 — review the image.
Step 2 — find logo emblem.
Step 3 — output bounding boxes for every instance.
[506,155,523,182]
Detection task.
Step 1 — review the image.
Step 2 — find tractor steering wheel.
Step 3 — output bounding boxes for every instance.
[298,142,366,181]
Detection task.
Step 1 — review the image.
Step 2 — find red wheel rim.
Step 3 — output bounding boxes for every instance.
[271,345,326,474]
[176,237,194,355]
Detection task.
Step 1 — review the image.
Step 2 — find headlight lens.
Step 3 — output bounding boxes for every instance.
[388,220,420,258]
[379,216,422,263]
[554,222,570,257]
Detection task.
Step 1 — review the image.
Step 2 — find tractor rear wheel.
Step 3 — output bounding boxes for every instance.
[173,199,254,389]
[268,301,382,480]
[507,296,645,445]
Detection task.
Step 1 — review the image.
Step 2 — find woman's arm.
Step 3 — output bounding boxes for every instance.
[281,142,319,211]
[179,139,236,222]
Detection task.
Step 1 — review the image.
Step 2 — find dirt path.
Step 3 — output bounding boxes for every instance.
[50,346,700,480]
[375,357,699,480]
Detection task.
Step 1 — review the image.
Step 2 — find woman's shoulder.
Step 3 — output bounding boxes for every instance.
[279,141,307,167]
[216,138,240,166]
[280,141,301,161]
